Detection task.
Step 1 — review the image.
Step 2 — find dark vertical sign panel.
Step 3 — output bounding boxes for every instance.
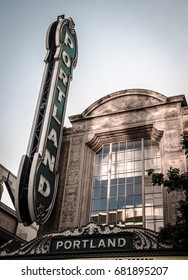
[15,17,78,225]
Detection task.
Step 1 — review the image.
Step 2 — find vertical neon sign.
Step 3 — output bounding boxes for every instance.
[15,16,78,225]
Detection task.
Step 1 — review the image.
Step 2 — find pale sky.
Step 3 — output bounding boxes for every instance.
[1,0,188,206]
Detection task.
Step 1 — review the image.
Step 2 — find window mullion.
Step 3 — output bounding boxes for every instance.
[142,138,145,228]
[106,143,112,224]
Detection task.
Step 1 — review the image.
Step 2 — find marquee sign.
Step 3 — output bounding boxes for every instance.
[15,16,78,225]
[1,223,179,259]
[50,234,133,254]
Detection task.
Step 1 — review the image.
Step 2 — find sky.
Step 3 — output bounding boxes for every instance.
[0,0,188,206]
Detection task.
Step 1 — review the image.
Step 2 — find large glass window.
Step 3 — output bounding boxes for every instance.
[91,139,163,231]
[144,139,163,231]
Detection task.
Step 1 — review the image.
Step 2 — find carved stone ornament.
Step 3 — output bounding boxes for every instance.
[0,223,171,257]
[82,89,167,117]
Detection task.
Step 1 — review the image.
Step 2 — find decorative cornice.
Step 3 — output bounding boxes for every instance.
[86,124,163,153]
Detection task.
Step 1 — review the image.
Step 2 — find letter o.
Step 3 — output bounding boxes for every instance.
[64,241,72,250]
[62,51,71,68]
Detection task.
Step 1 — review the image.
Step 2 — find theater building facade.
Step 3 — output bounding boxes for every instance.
[1,88,188,259]
[40,88,188,234]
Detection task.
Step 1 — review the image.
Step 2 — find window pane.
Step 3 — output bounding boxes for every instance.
[135,176,142,183]
[135,184,142,195]
[100,174,108,180]
[94,165,101,176]
[145,198,153,206]
[109,197,117,209]
[127,161,134,171]
[109,212,116,224]
[100,187,107,198]
[135,207,142,217]
[144,139,151,147]
[145,148,152,159]
[152,146,160,157]
[146,221,154,231]
[118,162,125,172]
[154,184,161,193]
[134,195,142,206]
[126,196,133,207]
[112,143,118,152]
[112,153,118,162]
[111,178,118,185]
[117,210,124,223]
[154,194,162,205]
[135,150,142,160]
[91,215,98,224]
[92,200,99,211]
[127,177,133,183]
[134,140,141,149]
[110,186,117,196]
[155,220,164,231]
[94,178,100,187]
[95,153,102,165]
[101,164,108,174]
[93,187,100,199]
[126,209,134,219]
[91,139,162,230]
[120,142,126,151]
[145,159,152,170]
[103,145,110,154]
[118,197,125,208]
[126,184,133,195]
[154,207,163,218]
[127,141,134,150]
[145,207,153,217]
[99,199,107,211]
[135,171,142,176]
[99,213,106,224]
[119,151,125,161]
[126,151,132,161]
[145,185,152,194]
[102,154,109,163]
[118,185,125,196]
[101,178,108,187]
[135,161,142,170]
[119,177,126,184]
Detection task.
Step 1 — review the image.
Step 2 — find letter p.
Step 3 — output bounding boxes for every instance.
[56,241,63,250]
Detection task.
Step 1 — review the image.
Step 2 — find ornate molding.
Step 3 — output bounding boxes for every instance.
[0,223,171,257]
[86,124,163,153]
[59,135,85,229]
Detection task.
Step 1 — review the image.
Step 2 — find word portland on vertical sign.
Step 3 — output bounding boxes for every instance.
[15,16,78,225]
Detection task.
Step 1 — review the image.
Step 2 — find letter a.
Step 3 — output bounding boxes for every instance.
[48,128,58,148]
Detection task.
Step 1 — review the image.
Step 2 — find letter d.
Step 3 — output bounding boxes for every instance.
[38,175,50,197]
[118,238,126,247]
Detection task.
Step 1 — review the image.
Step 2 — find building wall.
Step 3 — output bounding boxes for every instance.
[0,167,38,244]
[0,206,17,234]
[16,223,38,241]
[39,89,188,235]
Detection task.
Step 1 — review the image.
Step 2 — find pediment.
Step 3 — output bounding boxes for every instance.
[82,89,167,117]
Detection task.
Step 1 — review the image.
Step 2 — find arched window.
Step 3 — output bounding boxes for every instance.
[91,139,163,231]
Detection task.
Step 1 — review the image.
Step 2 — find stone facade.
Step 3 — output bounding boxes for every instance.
[39,89,188,235]
[0,165,38,242]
